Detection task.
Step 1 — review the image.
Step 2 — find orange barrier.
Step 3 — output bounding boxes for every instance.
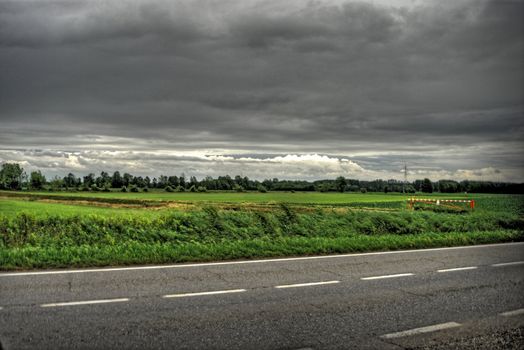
[407,198,475,210]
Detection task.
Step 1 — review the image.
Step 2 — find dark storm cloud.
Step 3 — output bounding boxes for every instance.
[0,0,523,181]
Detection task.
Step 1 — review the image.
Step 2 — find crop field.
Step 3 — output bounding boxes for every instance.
[0,191,523,270]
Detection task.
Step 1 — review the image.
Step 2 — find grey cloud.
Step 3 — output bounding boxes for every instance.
[0,0,522,181]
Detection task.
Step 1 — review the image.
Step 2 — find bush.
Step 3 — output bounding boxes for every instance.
[189,185,196,192]
[197,186,207,192]
[175,186,185,192]
[258,185,267,193]
[130,186,139,193]
[143,187,149,192]
[121,186,127,192]
[165,186,174,192]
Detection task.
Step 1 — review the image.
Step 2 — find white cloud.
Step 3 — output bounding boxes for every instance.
[0,149,520,182]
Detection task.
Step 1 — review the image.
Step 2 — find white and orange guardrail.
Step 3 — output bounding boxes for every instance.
[407,198,475,210]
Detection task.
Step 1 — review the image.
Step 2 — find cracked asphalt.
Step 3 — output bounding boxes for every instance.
[0,242,523,349]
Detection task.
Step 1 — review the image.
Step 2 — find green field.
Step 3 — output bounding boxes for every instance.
[0,189,485,204]
[1,191,522,269]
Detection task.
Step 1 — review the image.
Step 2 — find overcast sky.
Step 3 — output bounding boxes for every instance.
[0,0,523,181]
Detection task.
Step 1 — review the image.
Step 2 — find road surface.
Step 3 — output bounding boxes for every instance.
[1,242,523,349]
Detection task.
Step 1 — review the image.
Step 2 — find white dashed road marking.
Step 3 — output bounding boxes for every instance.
[380,322,462,339]
[492,261,524,267]
[274,281,340,289]
[163,289,247,298]
[41,298,129,308]
[437,266,477,273]
[500,309,524,317]
[361,273,414,280]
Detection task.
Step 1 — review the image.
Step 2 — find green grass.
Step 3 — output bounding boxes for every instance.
[0,192,522,269]
[1,189,488,204]
[0,198,169,218]
[2,231,521,270]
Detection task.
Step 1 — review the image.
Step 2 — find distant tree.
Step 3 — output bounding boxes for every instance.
[189,176,198,188]
[168,176,179,187]
[132,176,145,188]
[83,173,95,187]
[421,178,433,193]
[0,163,24,190]
[30,170,46,190]
[63,173,78,189]
[335,176,347,192]
[122,173,133,187]
[438,180,460,193]
[96,171,110,188]
[405,185,416,193]
[50,176,64,191]
[111,171,123,188]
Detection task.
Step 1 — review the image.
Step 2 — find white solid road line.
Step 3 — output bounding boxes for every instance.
[437,266,477,273]
[1,242,522,277]
[500,308,524,317]
[274,280,340,289]
[361,273,414,280]
[41,298,129,308]
[492,261,524,267]
[380,322,461,339]
[163,289,247,298]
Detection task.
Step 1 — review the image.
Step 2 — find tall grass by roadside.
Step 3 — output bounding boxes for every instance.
[1,231,521,270]
[1,203,522,269]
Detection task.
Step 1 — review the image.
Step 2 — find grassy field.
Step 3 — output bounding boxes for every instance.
[0,191,522,269]
[0,189,486,204]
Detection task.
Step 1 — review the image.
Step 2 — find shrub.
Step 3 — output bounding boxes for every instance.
[165,186,174,192]
[197,186,207,192]
[121,186,127,192]
[258,185,267,193]
[130,186,139,193]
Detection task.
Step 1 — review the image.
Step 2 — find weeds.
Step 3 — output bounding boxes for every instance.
[0,194,522,269]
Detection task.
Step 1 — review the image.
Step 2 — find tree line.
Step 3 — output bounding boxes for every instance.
[0,162,522,194]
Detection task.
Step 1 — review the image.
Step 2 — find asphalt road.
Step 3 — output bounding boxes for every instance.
[1,242,523,349]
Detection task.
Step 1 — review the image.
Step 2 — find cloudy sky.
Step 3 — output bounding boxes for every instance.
[0,0,523,181]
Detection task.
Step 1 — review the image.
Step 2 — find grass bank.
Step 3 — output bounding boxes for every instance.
[1,200,522,269]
